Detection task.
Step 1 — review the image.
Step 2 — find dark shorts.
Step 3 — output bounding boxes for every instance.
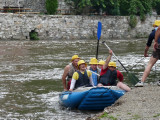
[152,49,160,59]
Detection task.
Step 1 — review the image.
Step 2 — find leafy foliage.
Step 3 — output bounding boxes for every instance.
[45,0,58,15]
[65,0,160,28]
[65,0,159,16]
[119,0,130,15]
[29,30,39,40]
[129,0,152,21]
[152,0,160,15]
[65,0,108,14]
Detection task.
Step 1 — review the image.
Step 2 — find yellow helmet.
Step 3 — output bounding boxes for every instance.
[71,55,80,61]
[89,58,98,64]
[153,20,160,27]
[78,60,87,67]
[108,62,116,67]
[98,60,105,65]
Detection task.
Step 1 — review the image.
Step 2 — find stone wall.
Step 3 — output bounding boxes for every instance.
[0,0,70,13]
[23,0,46,13]
[0,13,159,40]
[0,0,24,8]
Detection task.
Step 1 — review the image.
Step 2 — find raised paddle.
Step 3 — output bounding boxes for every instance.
[96,21,102,59]
[102,41,139,85]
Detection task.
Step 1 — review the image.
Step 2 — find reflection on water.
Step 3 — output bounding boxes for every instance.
[0,39,160,119]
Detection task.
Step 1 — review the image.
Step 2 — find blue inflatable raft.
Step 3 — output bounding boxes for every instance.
[59,86,125,110]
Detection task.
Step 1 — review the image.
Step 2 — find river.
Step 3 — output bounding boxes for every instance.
[0,39,160,119]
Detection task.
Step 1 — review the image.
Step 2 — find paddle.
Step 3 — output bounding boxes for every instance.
[88,70,100,76]
[96,21,102,59]
[102,41,139,85]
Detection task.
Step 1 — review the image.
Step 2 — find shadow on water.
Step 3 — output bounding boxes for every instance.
[0,39,160,119]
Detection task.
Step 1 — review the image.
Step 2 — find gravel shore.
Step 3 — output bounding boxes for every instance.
[89,85,160,120]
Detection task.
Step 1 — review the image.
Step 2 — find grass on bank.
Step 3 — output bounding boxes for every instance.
[153,113,160,118]
[98,112,117,120]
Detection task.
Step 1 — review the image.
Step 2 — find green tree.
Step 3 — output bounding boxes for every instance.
[46,0,58,15]
[129,0,152,21]
[119,0,130,15]
[102,0,116,15]
[65,0,108,14]
[152,0,160,15]
[65,0,158,16]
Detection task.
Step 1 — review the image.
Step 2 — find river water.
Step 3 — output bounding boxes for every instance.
[0,39,160,119]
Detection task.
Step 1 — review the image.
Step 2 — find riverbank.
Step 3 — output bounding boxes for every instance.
[88,85,160,120]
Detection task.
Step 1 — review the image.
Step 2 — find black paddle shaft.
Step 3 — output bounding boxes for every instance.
[96,40,99,59]
[117,59,129,73]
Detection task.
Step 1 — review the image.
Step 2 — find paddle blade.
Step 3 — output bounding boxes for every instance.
[97,21,102,40]
[127,73,139,85]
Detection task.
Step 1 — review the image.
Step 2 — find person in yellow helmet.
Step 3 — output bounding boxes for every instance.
[135,20,160,87]
[69,60,94,91]
[98,60,105,71]
[143,20,160,57]
[88,58,100,86]
[62,55,80,91]
[98,50,131,92]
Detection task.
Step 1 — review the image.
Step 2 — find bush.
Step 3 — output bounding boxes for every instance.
[140,14,146,21]
[152,0,160,15]
[46,0,58,15]
[29,30,39,40]
[129,15,137,28]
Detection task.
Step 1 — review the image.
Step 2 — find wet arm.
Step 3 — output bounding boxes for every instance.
[103,50,112,70]
[62,65,70,91]
[144,46,149,57]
